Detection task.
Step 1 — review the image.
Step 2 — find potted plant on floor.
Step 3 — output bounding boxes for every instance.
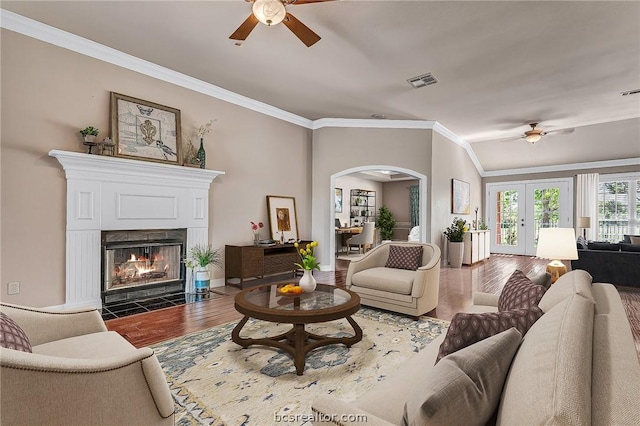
[376,205,396,242]
[444,217,468,268]
[184,244,223,294]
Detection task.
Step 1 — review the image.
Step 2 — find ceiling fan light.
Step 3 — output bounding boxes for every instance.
[525,134,542,144]
[253,0,286,26]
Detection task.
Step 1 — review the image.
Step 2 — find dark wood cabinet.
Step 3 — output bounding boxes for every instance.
[225,243,306,287]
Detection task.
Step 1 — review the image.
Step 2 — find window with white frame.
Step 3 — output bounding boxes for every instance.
[598,173,640,242]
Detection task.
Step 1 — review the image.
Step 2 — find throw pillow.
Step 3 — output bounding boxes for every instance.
[0,312,32,353]
[498,270,546,312]
[436,307,543,362]
[385,245,423,271]
[620,243,640,252]
[403,328,523,426]
[576,235,588,250]
[527,270,553,290]
[630,236,640,245]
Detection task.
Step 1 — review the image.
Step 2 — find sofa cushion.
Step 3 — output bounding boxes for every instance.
[0,312,32,353]
[498,270,546,312]
[576,235,588,249]
[351,267,415,295]
[385,245,423,271]
[498,294,594,425]
[587,241,620,251]
[619,243,640,252]
[436,307,542,362]
[403,328,522,426]
[538,269,594,313]
[33,331,136,359]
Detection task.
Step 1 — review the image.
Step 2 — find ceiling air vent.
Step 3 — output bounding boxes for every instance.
[407,72,438,89]
[620,89,640,96]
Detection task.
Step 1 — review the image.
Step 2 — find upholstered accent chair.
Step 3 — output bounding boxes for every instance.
[347,221,376,254]
[346,242,441,317]
[408,226,420,242]
[0,303,174,425]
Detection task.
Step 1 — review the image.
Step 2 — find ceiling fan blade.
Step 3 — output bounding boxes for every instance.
[546,128,575,136]
[229,14,260,41]
[283,12,321,47]
[287,0,335,4]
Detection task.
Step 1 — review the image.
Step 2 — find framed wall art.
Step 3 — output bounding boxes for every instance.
[335,188,343,213]
[110,92,182,165]
[452,178,471,214]
[266,195,299,242]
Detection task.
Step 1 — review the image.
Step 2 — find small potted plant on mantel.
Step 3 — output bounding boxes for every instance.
[80,126,99,142]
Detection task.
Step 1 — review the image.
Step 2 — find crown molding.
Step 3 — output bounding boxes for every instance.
[312,118,437,130]
[432,122,485,175]
[482,157,640,178]
[0,9,313,129]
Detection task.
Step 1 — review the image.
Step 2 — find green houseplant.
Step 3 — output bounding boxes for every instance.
[444,217,468,268]
[376,206,396,241]
[184,244,223,294]
[80,126,99,142]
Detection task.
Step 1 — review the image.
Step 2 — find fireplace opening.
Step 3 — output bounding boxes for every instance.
[101,229,186,304]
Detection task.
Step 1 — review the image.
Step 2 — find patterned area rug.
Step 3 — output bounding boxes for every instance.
[152,307,448,425]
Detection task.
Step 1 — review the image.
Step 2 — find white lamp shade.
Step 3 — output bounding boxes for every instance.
[536,228,579,260]
[252,0,286,26]
[577,216,591,228]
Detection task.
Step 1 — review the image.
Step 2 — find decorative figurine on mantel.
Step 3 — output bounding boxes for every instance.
[101,137,115,156]
[80,126,99,154]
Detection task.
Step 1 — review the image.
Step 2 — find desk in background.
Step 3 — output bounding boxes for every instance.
[335,227,363,254]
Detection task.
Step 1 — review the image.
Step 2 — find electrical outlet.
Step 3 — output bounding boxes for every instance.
[8,281,20,295]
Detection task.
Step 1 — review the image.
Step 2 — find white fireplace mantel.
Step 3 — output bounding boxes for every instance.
[49,150,224,309]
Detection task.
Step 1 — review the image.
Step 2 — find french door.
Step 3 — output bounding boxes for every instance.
[487,179,573,256]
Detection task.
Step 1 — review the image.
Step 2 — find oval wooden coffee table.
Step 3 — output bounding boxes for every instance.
[232,283,362,375]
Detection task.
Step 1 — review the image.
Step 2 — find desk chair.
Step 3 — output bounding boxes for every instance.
[347,222,375,255]
[335,218,342,229]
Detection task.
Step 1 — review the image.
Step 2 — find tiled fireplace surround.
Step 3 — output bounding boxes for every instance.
[50,150,224,309]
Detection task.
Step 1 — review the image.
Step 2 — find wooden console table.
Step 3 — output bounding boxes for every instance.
[225,243,308,287]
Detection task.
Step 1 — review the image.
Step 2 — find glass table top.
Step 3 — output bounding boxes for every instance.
[243,283,352,312]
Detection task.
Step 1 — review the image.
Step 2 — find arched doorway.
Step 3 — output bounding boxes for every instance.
[328,165,428,271]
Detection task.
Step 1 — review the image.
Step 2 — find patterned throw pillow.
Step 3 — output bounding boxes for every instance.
[0,312,32,353]
[498,270,546,312]
[385,245,423,271]
[436,307,543,363]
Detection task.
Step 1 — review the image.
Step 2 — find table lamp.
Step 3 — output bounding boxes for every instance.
[536,228,579,283]
[577,216,591,239]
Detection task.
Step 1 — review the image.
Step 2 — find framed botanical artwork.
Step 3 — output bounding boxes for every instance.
[335,188,343,213]
[266,195,299,242]
[110,92,182,165]
[452,179,470,214]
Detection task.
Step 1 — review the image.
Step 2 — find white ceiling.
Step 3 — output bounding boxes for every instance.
[3,1,640,172]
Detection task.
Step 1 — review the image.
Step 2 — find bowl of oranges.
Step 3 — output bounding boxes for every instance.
[277,283,304,297]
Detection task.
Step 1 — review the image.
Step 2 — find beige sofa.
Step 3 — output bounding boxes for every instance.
[313,270,640,425]
[0,303,174,425]
[346,242,441,317]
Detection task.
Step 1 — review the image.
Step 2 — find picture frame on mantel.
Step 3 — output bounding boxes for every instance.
[110,92,182,165]
[266,195,299,242]
[452,178,471,214]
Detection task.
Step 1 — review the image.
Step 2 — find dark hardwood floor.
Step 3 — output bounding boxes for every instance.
[106,255,640,358]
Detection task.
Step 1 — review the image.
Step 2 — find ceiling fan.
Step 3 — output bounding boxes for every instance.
[521,123,574,144]
[229,0,333,47]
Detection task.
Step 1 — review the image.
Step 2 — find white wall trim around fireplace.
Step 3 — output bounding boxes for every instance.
[49,150,224,309]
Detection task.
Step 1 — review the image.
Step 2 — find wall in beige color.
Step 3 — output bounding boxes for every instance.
[431,132,483,251]
[0,31,311,307]
[312,127,432,265]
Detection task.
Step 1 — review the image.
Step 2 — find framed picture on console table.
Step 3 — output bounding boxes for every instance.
[266,195,299,242]
[110,92,182,165]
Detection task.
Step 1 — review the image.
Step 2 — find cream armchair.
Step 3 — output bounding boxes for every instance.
[0,303,174,425]
[346,242,441,318]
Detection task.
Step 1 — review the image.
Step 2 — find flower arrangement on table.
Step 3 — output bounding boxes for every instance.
[294,241,320,271]
[251,221,264,246]
[443,217,468,242]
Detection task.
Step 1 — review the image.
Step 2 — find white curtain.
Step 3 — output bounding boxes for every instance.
[576,173,599,240]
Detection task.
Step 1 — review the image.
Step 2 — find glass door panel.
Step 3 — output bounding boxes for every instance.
[489,184,525,254]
